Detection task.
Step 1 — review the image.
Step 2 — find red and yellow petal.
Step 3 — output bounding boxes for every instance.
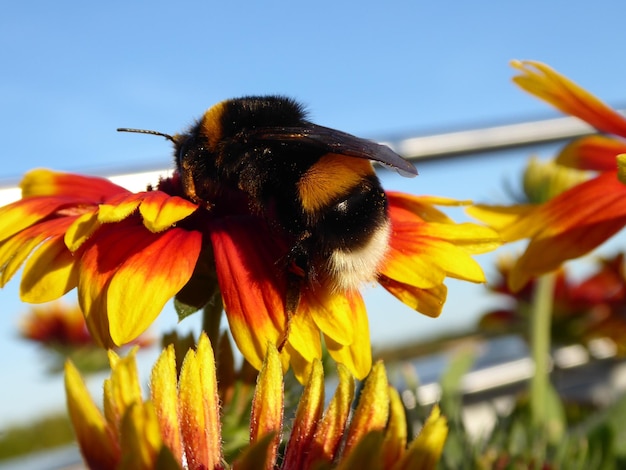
[473,172,626,291]
[509,217,626,292]
[511,60,626,138]
[378,276,447,318]
[65,360,120,469]
[556,135,626,171]
[20,168,130,200]
[65,211,102,252]
[138,191,198,233]
[386,192,466,224]
[78,219,202,346]
[0,196,76,243]
[210,217,288,371]
[383,238,446,289]
[0,224,55,288]
[97,193,145,224]
[304,288,356,347]
[98,190,198,233]
[517,172,626,239]
[466,204,537,239]
[0,216,80,300]
[284,308,322,382]
[323,291,372,380]
[385,232,486,288]
[20,234,80,302]
[383,219,489,291]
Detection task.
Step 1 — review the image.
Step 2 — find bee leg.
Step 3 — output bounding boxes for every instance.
[277,238,309,351]
[278,274,302,352]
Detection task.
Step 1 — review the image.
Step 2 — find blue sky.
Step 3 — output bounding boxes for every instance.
[2,1,626,426]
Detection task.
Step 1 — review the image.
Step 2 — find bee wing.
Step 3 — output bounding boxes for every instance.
[249,124,417,178]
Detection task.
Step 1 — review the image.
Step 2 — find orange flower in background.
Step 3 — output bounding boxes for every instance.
[1,168,498,381]
[19,302,92,346]
[65,333,448,470]
[19,301,155,375]
[469,60,626,291]
[19,301,155,349]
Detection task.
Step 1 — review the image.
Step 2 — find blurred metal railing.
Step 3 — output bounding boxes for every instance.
[384,114,594,160]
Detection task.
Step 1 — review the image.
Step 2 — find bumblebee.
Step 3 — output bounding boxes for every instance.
[119,96,416,319]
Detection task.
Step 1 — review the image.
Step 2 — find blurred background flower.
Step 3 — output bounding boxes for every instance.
[18,301,155,374]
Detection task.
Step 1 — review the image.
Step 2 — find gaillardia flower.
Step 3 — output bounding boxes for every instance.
[469,60,626,291]
[65,332,448,469]
[0,168,498,380]
[0,169,201,347]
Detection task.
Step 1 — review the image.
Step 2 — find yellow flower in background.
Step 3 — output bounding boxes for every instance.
[469,60,626,291]
[0,168,498,381]
[65,333,447,469]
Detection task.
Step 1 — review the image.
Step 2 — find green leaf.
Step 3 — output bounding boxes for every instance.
[173,296,202,321]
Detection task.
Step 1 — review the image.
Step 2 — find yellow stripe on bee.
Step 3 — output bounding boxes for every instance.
[297,153,375,213]
[200,100,228,150]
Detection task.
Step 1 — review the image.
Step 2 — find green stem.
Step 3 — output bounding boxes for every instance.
[529,272,555,433]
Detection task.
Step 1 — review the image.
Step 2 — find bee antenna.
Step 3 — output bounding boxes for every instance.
[117,127,177,143]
